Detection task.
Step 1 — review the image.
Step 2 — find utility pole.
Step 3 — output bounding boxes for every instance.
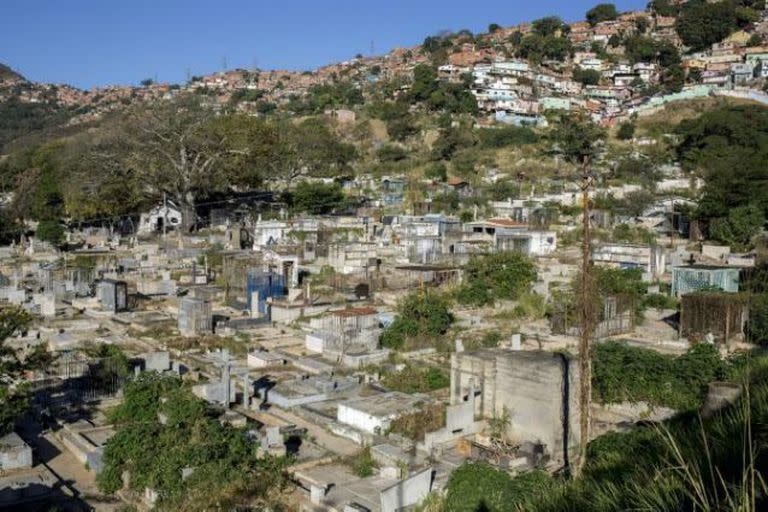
[577,156,594,477]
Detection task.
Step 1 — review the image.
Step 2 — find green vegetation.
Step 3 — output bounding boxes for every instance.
[0,97,81,151]
[477,125,538,148]
[305,80,363,111]
[439,353,768,512]
[676,105,768,248]
[744,264,768,346]
[532,16,568,37]
[408,64,478,114]
[388,403,446,441]
[550,114,605,166]
[676,0,760,52]
[709,204,765,252]
[586,3,618,26]
[424,162,448,182]
[616,121,635,140]
[466,329,504,350]
[748,294,768,346]
[0,99,357,230]
[642,293,678,311]
[287,181,347,214]
[380,291,453,350]
[349,446,378,477]
[380,365,449,393]
[593,341,732,410]
[572,67,601,86]
[0,307,32,434]
[649,0,679,17]
[455,252,537,307]
[98,373,288,511]
[444,464,554,512]
[35,219,64,245]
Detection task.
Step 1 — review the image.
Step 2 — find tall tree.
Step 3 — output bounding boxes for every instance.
[0,307,32,434]
[126,99,253,231]
[586,3,619,26]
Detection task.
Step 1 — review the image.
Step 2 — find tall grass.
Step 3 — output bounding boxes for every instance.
[521,355,768,512]
[432,353,768,512]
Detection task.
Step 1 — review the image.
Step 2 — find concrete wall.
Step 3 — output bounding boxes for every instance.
[337,403,389,434]
[450,350,580,469]
[379,467,434,512]
[0,433,33,470]
[142,351,170,372]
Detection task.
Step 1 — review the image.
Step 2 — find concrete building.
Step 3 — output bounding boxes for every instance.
[327,242,379,275]
[592,243,666,280]
[296,463,434,512]
[671,265,741,297]
[138,201,183,234]
[265,375,360,409]
[306,307,381,357]
[0,432,33,471]
[97,279,128,312]
[450,349,581,469]
[465,219,557,256]
[178,297,213,337]
[56,420,115,474]
[337,392,428,435]
[247,350,287,368]
[137,351,170,372]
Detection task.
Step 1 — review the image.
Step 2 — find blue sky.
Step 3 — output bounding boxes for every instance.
[0,0,646,89]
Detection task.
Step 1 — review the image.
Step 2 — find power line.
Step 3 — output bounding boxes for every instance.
[63,192,276,226]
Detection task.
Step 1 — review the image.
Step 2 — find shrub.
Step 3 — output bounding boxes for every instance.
[445,463,554,512]
[351,446,378,477]
[36,220,64,245]
[380,291,453,350]
[592,341,729,410]
[388,403,446,441]
[616,122,635,140]
[573,67,601,86]
[381,365,450,393]
[477,125,538,148]
[424,162,448,182]
[586,3,619,26]
[455,252,537,307]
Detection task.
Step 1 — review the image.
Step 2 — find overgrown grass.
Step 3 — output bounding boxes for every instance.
[593,341,735,410]
[380,364,449,394]
[388,403,446,441]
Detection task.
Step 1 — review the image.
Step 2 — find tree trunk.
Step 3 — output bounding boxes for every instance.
[180,192,197,233]
[576,169,594,478]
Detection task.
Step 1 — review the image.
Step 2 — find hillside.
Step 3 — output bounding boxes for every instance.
[0,63,24,82]
[0,0,768,154]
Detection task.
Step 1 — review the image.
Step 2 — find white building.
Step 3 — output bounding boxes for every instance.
[138,202,183,234]
[592,243,666,280]
[247,351,287,368]
[337,392,427,434]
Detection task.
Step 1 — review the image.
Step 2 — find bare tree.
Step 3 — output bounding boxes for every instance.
[551,114,604,476]
[126,99,247,232]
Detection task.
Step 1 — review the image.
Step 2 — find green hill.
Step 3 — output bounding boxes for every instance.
[0,63,25,82]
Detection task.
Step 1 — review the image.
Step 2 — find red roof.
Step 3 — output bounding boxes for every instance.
[331,307,378,317]
[447,176,469,186]
[486,218,527,228]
